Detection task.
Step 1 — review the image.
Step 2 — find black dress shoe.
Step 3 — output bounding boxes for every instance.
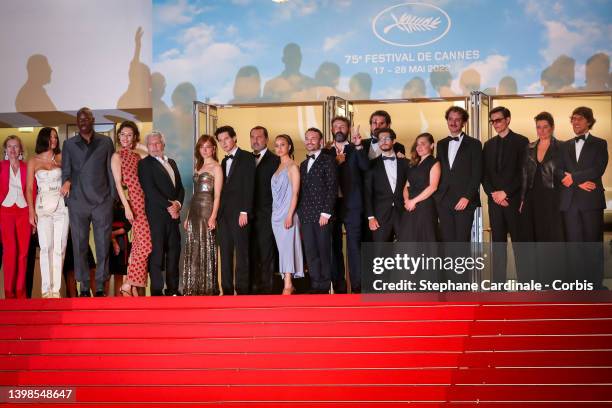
[94,291,106,297]
[79,290,91,297]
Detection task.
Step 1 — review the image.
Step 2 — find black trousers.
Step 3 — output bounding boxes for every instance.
[218,213,250,295]
[331,201,363,292]
[563,208,604,289]
[249,213,278,294]
[372,208,403,243]
[488,198,523,283]
[148,219,181,296]
[302,222,332,291]
[68,199,113,292]
[437,205,474,242]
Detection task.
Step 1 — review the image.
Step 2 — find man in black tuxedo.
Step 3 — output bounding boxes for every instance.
[216,125,256,295]
[482,106,529,283]
[249,126,280,294]
[434,106,482,243]
[360,110,406,160]
[138,131,185,296]
[323,116,369,293]
[559,106,608,288]
[364,128,409,242]
[297,127,337,294]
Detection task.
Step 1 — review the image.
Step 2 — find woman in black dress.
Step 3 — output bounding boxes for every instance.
[520,111,565,283]
[400,132,441,242]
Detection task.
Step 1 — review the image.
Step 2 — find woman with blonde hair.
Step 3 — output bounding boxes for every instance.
[1,135,31,298]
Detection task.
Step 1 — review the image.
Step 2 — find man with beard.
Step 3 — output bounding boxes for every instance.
[249,126,280,293]
[323,116,368,293]
[61,107,116,297]
[297,127,337,294]
[364,128,409,242]
[360,110,406,160]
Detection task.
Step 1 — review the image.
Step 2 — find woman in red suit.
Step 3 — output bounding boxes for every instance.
[0,135,31,298]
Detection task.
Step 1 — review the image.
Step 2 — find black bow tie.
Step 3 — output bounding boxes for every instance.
[448,136,460,142]
[225,154,234,160]
[307,154,316,160]
[382,156,396,161]
[371,137,378,145]
[253,152,261,159]
[575,135,586,142]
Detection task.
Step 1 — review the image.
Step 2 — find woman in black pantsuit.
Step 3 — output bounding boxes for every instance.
[400,133,441,242]
[520,112,566,284]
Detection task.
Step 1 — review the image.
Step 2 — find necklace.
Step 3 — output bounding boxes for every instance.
[40,153,56,164]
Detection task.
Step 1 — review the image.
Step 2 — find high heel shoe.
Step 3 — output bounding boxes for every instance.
[120,283,132,297]
[282,286,295,295]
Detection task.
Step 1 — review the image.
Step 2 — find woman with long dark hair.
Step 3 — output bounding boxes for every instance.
[26,128,69,298]
[182,134,223,295]
[271,134,303,294]
[111,121,152,296]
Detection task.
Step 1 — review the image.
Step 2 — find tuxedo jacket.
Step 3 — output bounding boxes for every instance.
[322,143,369,214]
[435,133,482,210]
[559,134,608,211]
[482,130,529,201]
[61,133,116,208]
[297,152,337,224]
[362,137,406,157]
[253,149,280,219]
[220,147,256,218]
[364,155,409,223]
[138,155,185,224]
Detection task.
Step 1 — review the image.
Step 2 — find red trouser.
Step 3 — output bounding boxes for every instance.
[1,205,31,298]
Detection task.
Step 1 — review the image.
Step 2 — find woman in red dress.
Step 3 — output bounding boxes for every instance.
[111,121,152,296]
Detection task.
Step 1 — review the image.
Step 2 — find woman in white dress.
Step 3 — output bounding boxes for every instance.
[26,127,69,298]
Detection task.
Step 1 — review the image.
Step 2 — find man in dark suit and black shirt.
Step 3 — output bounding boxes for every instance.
[364,128,409,242]
[559,106,609,288]
[483,106,529,283]
[360,110,406,159]
[249,126,280,294]
[323,116,369,293]
[434,106,482,243]
[138,131,185,296]
[216,125,256,295]
[297,127,337,294]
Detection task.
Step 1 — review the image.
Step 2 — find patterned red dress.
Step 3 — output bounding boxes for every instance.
[119,148,152,287]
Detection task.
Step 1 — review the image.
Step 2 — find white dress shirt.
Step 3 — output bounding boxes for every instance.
[306,149,321,173]
[225,146,239,177]
[2,166,27,208]
[382,152,397,193]
[575,132,589,162]
[448,133,464,168]
[154,155,176,186]
[255,148,267,166]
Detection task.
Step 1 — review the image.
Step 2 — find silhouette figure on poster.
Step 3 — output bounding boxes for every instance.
[117,27,151,110]
[497,76,518,95]
[15,54,56,112]
[459,68,481,95]
[402,77,426,98]
[349,73,372,100]
[229,66,261,104]
[263,43,315,102]
[541,55,575,93]
[430,70,456,97]
[583,53,610,91]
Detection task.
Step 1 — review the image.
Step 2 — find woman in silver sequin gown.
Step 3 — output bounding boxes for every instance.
[182,135,223,295]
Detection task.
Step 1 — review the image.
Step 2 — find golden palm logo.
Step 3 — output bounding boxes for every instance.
[384,14,441,34]
[373,3,451,47]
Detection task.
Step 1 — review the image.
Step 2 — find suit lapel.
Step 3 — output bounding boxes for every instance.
[576,136,594,168]
[227,148,240,181]
[378,158,394,195]
[152,156,174,187]
[568,139,578,167]
[82,134,101,165]
[452,134,468,170]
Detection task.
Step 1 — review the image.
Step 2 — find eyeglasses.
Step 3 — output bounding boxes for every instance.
[489,118,506,124]
[379,136,394,143]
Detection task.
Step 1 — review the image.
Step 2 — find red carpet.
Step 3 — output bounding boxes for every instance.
[1,295,611,406]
